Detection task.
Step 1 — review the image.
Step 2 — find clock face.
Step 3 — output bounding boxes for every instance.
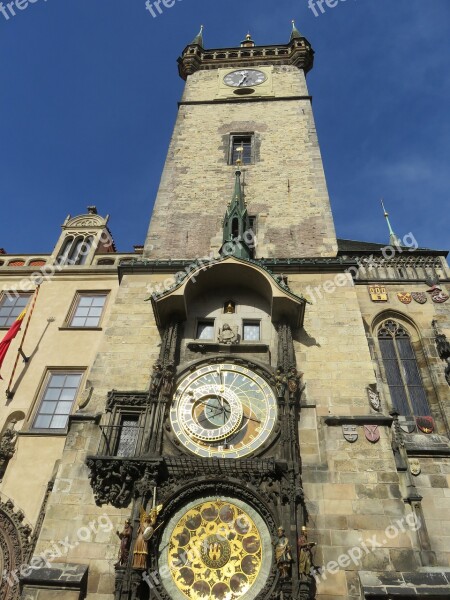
[223,69,266,88]
[160,497,272,600]
[170,363,277,459]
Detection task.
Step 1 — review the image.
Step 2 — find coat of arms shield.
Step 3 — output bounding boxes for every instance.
[412,292,427,305]
[364,425,380,443]
[416,416,435,434]
[398,415,416,434]
[397,293,412,304]
[342,425,358,443]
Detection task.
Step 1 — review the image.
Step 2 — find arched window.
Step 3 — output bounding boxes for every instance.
[378,319,430,416]
[57,236,74,265]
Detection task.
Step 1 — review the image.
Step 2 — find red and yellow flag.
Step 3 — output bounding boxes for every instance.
[0,310,26,379]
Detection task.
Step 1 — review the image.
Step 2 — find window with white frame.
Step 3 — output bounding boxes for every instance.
[33,371,84,430]
[243,321,261,341]
[0,293,32,328]
[68,293,108,328]
[196,321,215,340]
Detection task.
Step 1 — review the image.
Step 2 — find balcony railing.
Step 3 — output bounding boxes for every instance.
[98,425,146,458]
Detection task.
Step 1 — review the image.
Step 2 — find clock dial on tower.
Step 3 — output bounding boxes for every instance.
[223,69,267,87]
[170,363,277,458]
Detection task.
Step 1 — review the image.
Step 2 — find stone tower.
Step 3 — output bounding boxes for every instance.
[144,25,337,260]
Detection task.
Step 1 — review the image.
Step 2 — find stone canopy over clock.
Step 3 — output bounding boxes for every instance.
[169,363,278,459]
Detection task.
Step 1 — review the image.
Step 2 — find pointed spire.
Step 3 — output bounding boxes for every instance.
[290,20,302,41]
[191,25,204,47]
[381,199,402,247]
[232,168,245,213]
[221,169,251,260]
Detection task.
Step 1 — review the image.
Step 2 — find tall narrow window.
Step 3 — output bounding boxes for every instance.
[115,415,140,457]
[0,293,32,327]
[378,320,430,416]
[33,371,83,430]
[230,135,253,165]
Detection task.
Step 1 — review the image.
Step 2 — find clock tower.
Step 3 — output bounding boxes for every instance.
[144,23,337,260]
[100,23,322,600]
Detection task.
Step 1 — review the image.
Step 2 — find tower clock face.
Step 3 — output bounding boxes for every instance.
[223,69,266,87]
[170,363,277,458]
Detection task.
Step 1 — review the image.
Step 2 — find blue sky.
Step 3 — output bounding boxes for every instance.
[0,0,449,254]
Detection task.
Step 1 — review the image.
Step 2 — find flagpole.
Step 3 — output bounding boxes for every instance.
[6,285,41,399]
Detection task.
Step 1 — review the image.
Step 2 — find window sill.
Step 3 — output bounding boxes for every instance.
[18,429,68,437]
[58,327,103,331]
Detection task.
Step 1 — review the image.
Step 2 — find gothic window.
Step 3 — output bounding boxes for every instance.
[0,293,32,328]
[378,320,430,416]
[67,292,108,328]
[57,236,74,265]
[33,371,84,430]
[230,134,253,165]
[58,235,94,266]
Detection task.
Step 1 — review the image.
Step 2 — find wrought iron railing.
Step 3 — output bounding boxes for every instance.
[98,425,146,458]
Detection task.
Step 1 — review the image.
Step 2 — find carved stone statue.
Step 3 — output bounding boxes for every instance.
[116,519,133,567]
[0,419,18,479]
[275,527,292,579]
[218,323,238,345]
[273,367,287,398]
[132,505,162,570]
[161,364,174,398]
[150,362,163,397]
[298,532,316,580]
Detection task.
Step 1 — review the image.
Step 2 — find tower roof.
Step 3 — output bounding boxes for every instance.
[290,20,302,41]
[190,25,204,47]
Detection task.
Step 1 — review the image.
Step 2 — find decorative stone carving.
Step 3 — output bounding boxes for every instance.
[367,385,381,412]
[432,320,450,386]
[218,323,239,344]
[86,459,143,508]
[0,419,18,479]
[0,498,33,599]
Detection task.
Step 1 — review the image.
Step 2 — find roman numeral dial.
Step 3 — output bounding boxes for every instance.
[170,363,277,458]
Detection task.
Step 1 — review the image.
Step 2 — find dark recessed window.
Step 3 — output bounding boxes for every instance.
[197,321,215,340]
[230,135,253,165]
[378,320,430,416]
[243,321,261,342]
[0,293,32,327]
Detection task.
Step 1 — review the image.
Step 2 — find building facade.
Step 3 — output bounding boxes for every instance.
[1,24,450,600]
